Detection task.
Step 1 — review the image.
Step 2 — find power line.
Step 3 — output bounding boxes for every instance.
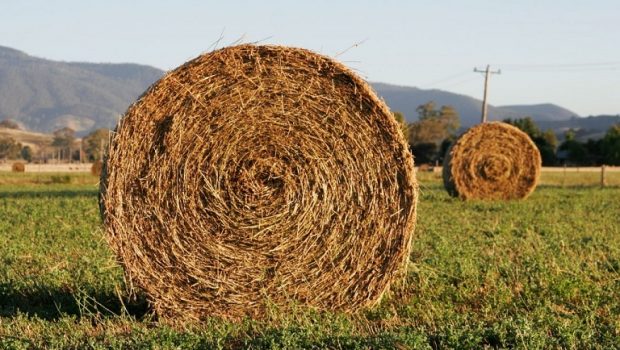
[504,67,620,73]
[440,75,481,89]
[421,70,471,88]
[499,61,620,68]
[496,61,620,72]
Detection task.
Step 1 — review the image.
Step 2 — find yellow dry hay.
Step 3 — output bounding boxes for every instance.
[100,45,418,320]
[443,122,541,200]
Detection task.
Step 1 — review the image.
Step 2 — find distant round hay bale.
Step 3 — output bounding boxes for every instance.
[11,162,25,172]
[100,45,418,320]
[443,122,541,200]
[91,160,103,176]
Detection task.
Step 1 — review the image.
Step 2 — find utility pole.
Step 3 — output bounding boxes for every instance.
[474,65,501,123]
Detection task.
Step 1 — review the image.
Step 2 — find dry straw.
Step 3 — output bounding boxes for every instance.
[100,44,418,320]
[91,160,103,177]
[443,122,541,200]
[11,162,25,172]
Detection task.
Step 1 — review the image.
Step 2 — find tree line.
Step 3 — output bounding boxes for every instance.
[0,121,110,163]
[2,111,620,166]
[395,103,620,166]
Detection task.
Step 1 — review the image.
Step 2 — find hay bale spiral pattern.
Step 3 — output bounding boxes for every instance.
[443,122,541,200]
[100,45,418,320]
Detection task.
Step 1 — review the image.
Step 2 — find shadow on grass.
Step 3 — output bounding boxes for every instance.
[0,283,150,320]
[0,189,98,199]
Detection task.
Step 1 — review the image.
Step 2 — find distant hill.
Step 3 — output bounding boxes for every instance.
[0,45,163,133]
[498,104,577,122]
[0,45,616,140]
[537,115,620,141]
[370,82,581,127]
[0,126,52,151]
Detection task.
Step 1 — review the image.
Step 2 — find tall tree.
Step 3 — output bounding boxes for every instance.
[601,124,620,165]
[409,102,459,145]
[504,117,540,137]
[20,145,33,162]
[408,102,460,163]
[504,117,558,166]
[392,111,409,139]
[416,101,440,120]
[52,127,76,162]
[558,139,588,165]
[0,137,22,159]
[542,129,558,149]
[82,128,111,161]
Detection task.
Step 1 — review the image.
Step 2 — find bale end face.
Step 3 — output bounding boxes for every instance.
[100,44,418,320]
[443,122,541,200]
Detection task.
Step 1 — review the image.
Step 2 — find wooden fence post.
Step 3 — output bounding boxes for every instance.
[562,164,567,187]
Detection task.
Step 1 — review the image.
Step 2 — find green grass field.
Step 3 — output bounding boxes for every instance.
[0,172,618,349]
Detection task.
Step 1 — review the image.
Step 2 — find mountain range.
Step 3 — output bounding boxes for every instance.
[0,45,617,140]
[0,45,160,132]
[371,83,580,126]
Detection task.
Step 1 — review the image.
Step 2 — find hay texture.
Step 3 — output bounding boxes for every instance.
[443,122,541,200]
[100,45,418,320]
[11,162,25,172]
[91,160,103,177]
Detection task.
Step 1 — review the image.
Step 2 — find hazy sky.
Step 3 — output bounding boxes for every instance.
[1,0,618,116]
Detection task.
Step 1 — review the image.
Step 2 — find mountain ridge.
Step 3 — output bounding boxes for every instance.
[0,45,616,139]
[0,45,162,133]
[371,82,581,126]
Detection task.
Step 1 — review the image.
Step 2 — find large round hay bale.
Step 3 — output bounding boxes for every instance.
[100,45,418,320]
[443,122,541,200]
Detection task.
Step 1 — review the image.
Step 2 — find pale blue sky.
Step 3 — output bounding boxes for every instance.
[1,0,618,116]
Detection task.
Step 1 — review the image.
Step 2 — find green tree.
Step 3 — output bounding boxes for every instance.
[52,127,76,161]
[584,139,603,165]
[504,117,540,137]
[52,127,75,148]
[416,101,440,120]
[0,137,23,159]
[504,117,558,166]
[408,102,460,163]
[392,111,409,139]
[542,129,558,149]
[558,139,588,165]
[82,128,111,162]
[564,129,576,142]
[409,102,460,164]
[409,102,459,150]
[438,105,459,133]
[601,124,620,165]
[20,145,33,162]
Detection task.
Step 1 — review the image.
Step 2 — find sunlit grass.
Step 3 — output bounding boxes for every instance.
[0,173,618,348]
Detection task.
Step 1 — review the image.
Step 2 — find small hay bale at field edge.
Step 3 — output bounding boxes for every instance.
[443,122,541,200]
[100,44,418,320]
[11,162,25,172]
